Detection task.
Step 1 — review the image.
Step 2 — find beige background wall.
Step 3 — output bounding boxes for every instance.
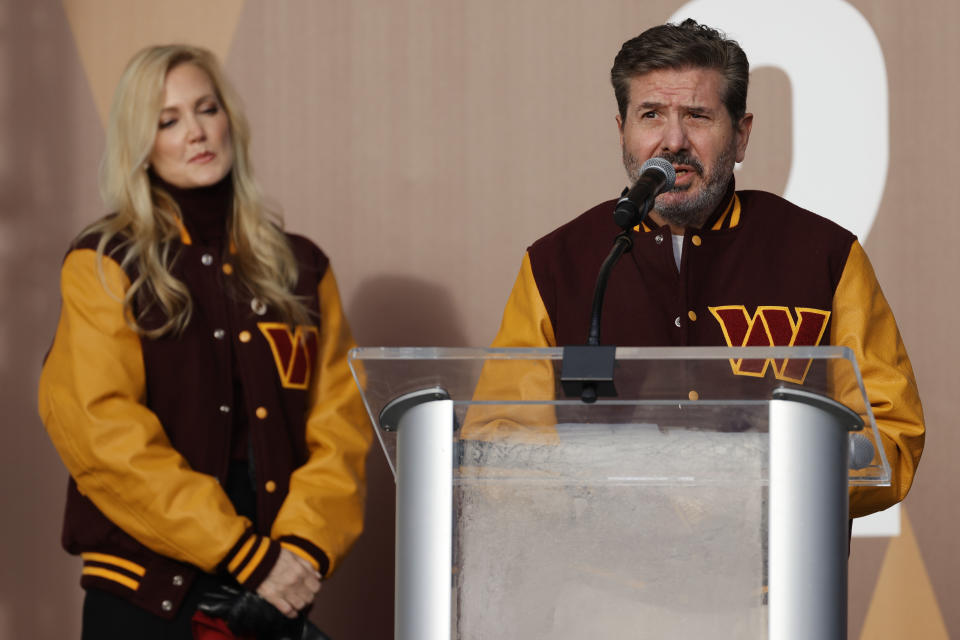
[1,1,955,638]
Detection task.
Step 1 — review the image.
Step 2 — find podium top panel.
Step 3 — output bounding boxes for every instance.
[348,346,889,485]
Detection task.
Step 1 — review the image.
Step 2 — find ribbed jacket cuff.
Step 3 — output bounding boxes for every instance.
[278,535,330,577]
[220,529,282,591]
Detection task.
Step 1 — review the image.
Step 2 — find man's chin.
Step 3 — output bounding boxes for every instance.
[653,194,704,226]
[655,191,693,211]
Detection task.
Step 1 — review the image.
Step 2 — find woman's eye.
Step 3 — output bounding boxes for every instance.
[158,119,176,129]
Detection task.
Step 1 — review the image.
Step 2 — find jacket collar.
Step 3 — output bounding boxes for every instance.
[150,172,233,247]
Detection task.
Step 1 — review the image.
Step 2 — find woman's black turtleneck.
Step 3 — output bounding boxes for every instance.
[151,172,258,527]
[151,172,233,245]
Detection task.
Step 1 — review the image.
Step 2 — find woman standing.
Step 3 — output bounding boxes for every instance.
[38,45,371,638]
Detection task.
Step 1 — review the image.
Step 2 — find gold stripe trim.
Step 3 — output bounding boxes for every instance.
[227,536,257,573]
[711,199,732,230]
[281,542,319,572]
[82,566,140,591]
[81,552,146,576]
[729,194,742,228]
[237,538,271,584]
[173,217,192,245]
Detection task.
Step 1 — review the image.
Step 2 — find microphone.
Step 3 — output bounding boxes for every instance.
[849,433,876,470]
[561,157,676,402]
[613,157,676,230]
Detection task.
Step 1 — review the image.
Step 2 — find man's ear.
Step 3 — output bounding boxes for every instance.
[735,112,753,163]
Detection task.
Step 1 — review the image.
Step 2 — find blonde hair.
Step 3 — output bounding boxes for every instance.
[84,44,309,337]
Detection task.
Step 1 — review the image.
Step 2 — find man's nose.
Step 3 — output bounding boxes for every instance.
[661,116,688,152]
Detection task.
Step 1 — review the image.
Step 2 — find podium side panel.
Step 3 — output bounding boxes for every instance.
[396,399,454,640]
[769,399,850,640]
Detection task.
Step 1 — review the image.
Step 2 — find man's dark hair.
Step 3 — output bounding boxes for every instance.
[611,19,749,125]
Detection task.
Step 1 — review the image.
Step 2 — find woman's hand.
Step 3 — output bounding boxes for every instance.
[256,548,323,617]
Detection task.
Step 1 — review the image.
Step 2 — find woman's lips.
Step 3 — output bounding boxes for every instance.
[189,151,215,164]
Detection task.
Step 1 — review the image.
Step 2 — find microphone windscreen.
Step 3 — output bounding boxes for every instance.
[849,433,875,470]
[640,157,677,190]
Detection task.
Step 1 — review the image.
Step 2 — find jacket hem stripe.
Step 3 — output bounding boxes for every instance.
[82,566,140,591]
[81,551,147,576]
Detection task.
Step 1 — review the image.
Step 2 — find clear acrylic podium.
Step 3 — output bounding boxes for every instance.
[348,346,890,640]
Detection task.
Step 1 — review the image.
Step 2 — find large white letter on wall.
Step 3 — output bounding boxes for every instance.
[668,0,887,242]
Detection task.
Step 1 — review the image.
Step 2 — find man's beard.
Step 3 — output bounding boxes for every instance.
[622,146,735,228]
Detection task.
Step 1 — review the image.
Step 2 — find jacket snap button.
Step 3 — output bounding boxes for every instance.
[161,599,173,612]
[172,575,184,587]
[201,254,213,266]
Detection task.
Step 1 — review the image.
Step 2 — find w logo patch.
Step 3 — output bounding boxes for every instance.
[709,306,830,384]
[258,323,320,389]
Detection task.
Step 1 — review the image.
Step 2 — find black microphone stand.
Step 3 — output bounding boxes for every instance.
[560,192,653,403]
[587,231,633,346]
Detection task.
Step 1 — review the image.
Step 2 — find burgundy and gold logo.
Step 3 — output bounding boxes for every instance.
[709,305,830,384]
[258,323,320,389]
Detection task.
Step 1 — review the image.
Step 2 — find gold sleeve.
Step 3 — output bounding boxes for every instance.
[832,241,925,517]
[37,249,252,572]
[270,266,373,575]
[490,252,557,349]
[460,253,559,443]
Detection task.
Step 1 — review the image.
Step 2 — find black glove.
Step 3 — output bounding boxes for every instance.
[301,621,332,640]
[197,584,332,640]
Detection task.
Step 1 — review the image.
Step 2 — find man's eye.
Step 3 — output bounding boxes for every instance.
[641,111,657,119]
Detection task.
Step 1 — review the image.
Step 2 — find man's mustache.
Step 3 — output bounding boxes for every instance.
[656,152,704,176]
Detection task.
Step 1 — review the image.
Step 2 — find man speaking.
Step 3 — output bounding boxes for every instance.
[489,19,924,517]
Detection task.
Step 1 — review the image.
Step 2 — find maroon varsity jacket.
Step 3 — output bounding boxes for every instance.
[486,183,924,518]
[38,199,371,618]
